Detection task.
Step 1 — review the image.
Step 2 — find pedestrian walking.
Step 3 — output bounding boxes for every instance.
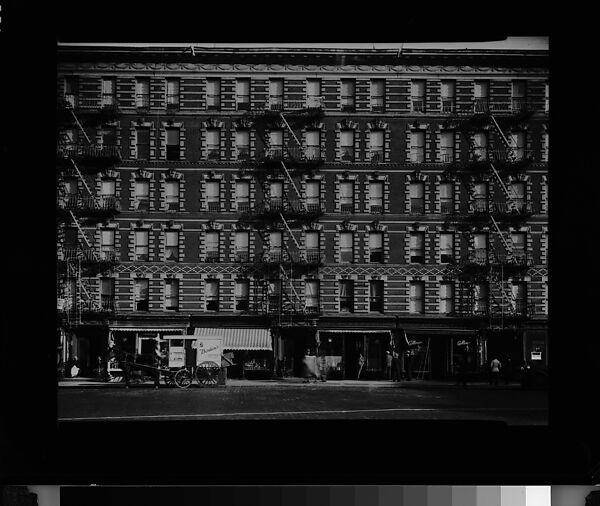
[392,351,402,382]
[490,357,502,386]
[384,351,393,380]
[357,353,366,380]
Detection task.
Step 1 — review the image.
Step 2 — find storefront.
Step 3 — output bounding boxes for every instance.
[193,327,273,379]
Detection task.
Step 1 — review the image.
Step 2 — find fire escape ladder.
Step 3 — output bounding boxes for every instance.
[489,163,518,212]
[279,212,306,262]
[279,264,303,312]
[489,115,516,162]
[279,113,303,149]
[70,159,96,200]
[69,109,92,145]
[280,161,306,212]
[489,275,516,315]
[489,214,514,258]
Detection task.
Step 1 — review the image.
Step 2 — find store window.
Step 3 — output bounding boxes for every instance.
[136,127,150,160]
[340,181,354,213]
[440,182,454,214]
[369,232,384,263]
[369,280,384,313]
[234,231,250,262]
[165,180,180,211]
[409,281,425,314]
[269,79,284,110]
[411,80,426,112]
[370,79,385,112]
[441,80,455,113]
[341,79,356,112]
[340,130,354,161]
[166,78,180,109]
[305,280,320,313]
[100,278,115,311]
[134,278,149,311]
[235,180,250,212]
[165,230,179,261]
[135,230,149,261]
[205,280,219,311]
[135,78,150,108]
[165,279,179,311]
[439,282,454,314]
[369,181,383,213]
[410,232,425,263]
[100,229,115,261]
[440,232,454,263]
[205,231,220,262]
[135,179,150,211]
[206,180,220,212]
[305,231,320,263]
[236,78,251,110]
[235,279,250,311]
[166,128,180,161]
[339,231,353,263]
[206,78,221,111]
[206,128,220,160]
[235,130,250,160]
[339,280,354,313]
[410,182,425,213]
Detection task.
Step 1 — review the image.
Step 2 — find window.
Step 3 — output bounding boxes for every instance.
[134,278,149,311]
[166,128,180,161]
[64,76,78,107]
[135,180,150,211]
[339,232,353,263]
[135,78,150,108]
[370,80,385,112]
[136,127,150,160]
[510,232,527,264]
[63,178,78,207]
[439,282,454,314]
[205,280,219,311]
[165,279,179,311]
[235,130,250,160]
[370,130,384,162]
[100,278,115,311]
[511,182,526,212]
[206,78,221,110]
[341,79,356,111]
[473,233,488,264]
[235,279,250,311]
[339,280,354,313]
[411,80,426,112]
[269,231,283,261]
[512,282,527,315]
[62,128,77,150]
[440,131,455,163]
[369,181,383,213]
[268,129,283,158]
[165,231,179,261]
[441,80,455,113]
[305,280,319,312]
[306,79,321,108]
[100,229,115,261]
[369,232,384,263]
[236,78,251,110]
[545,82,549,113]
[101,77,116,107]
[340,130,354,161]
[369,280,384,313]
[474,80,489,112]
[544,131,549,162]
[101,126,116,147]
[305,180,321,212]
[235,231,250,262]
[340,181,354,213]
[440,232,454,263]
[440,182,454,214]
[165,180,180,211]
[474,283,489,314]
[206,180,220,212]
[206,128,220,160]
[410,232,425,263]
[410,182,425,214]
[473,182,488,212]
[472,132,488,161]
[269,79,284,110]
[410,131,425,163]
[235,180,250,212]
[267,279,280,313]
[100,178,116,208]
[135,230,149,261]
[409,281,425,314]
[205,231,220,262]
[166,78,180,109]
[269,181,283,210]
[305,130,321,160]
[512,80,527,111]
[509,131,526,160]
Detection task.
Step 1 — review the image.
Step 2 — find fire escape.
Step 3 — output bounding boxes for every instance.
[56,94,122,328]
[237,93,325,327]
[442,96,534,330]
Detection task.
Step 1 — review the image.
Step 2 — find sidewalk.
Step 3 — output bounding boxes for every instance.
[58,376,524,390]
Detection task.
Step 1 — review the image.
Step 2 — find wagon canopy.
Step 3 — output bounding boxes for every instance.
[193,328,272,351]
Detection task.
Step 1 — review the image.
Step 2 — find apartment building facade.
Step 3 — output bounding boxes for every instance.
[56,43,549,380]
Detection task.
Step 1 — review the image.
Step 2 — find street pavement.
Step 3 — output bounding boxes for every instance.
[58,378,547,424]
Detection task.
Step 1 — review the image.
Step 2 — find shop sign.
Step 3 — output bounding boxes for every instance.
[193,337,222,366]
[531,351,542,361]
[168,348,185,368]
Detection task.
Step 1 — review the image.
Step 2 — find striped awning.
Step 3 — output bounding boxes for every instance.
[110,327,186,333]
[193,328,272,351]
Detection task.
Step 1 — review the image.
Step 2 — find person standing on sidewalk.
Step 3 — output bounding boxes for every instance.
[490,357,502,386]
[384,351,393,380]
[392,351,402,382]
[357,353,366,380]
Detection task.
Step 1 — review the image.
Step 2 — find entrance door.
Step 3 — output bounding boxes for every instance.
[344,335,363,380]
[139,338,156,365]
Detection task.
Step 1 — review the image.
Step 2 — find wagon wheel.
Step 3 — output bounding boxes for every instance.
[174,368,193,389]
[163,371,176,387]
[195,361,220,386]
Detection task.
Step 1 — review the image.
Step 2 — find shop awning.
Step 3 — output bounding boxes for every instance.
[317,330,392,335]
[110,327,186,333]
[193,328,272,351]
